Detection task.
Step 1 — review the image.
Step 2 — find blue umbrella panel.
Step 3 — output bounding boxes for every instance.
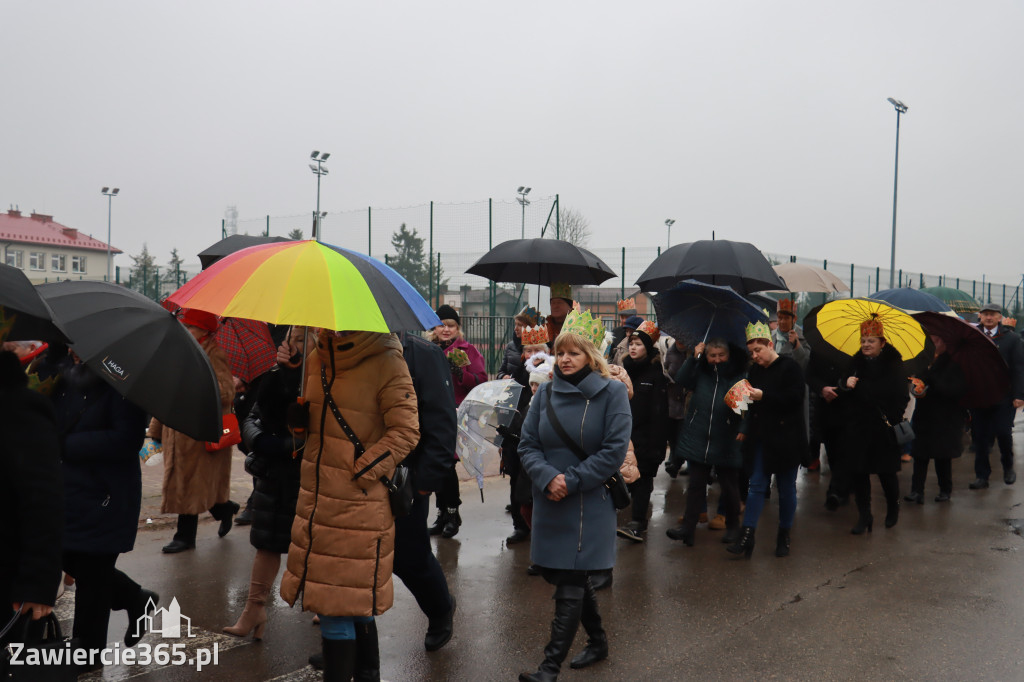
[654,280,767,350]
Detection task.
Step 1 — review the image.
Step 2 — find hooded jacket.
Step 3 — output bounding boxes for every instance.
[280,331,419,617]
[673,345,747,468]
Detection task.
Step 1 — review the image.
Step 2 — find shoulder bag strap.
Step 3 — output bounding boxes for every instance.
[320,366,366,457]
[544,387,589,463]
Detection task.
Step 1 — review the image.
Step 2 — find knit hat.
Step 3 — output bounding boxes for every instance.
[622,315,644,331]
[178,308,219,333]
[435,304,460,326]
[860,313,885,338]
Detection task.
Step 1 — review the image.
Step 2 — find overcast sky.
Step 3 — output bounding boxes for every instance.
[3,1,1022,286]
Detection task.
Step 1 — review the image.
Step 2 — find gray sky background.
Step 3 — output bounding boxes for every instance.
[3,1,1022,286]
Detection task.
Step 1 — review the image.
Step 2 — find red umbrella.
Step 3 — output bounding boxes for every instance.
[214,317,278,385]
[912,311,1009,409]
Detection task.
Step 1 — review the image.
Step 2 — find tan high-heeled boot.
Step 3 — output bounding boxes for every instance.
[224,549,280,639]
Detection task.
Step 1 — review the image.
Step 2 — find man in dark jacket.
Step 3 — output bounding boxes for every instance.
[395,332,458,650]
[806,349,848,508]
[968,303,1024,489]
[0,350,63,672]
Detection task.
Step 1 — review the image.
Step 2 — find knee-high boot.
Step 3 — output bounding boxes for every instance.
[569,579,607,669]
[322,638,357,682]
[223,549,280,639]
[519,584,584,682]
[354,620,380,682]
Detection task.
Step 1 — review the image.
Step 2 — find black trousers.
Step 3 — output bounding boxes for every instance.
[684,463,740,531]
[434,466,462,510]
[628,475,655,526]
[911,458,952,495]
[62,551,142,653]
[174,501,237,544]
[394,493,453,620]
[971,401,1016,480]
[852,472,899,512]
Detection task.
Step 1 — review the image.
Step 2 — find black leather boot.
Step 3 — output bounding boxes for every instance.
[721,524,740,545]
[322,638,356,682]
[569,580,607,670]
[775,528,791,558]
[519,584,584,682]
[441,507,462,538]
[884,495,900,529]
[428,509,447,536]
[354,620,380,682]
[726,526,755,559]
[851,497,873,535]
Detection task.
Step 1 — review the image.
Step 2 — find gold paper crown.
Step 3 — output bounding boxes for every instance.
[635,320,660,344]
[778,299,796,315]
[860,314,885,338]
[745,320,772,343]
[1004,317,1017,328]
[550,282,573,301]
[518,306,540,325]
[521,325,549,346]
[560,308,606,347]
[617,298,637,313]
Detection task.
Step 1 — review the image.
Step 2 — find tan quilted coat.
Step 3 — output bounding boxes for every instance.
[280,331,419,617]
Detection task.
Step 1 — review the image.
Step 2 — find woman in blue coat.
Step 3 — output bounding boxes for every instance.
[52,354,158,668]
[517,310,632,682]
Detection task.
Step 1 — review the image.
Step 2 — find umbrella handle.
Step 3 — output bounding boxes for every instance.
[697,308,717,357]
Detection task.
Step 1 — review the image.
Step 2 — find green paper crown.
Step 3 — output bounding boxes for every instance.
[745,320,772,343]
[560,308,606,347]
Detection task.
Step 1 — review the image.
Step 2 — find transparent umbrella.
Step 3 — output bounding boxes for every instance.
[456,379,526,501]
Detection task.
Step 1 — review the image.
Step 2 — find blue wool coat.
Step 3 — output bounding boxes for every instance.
[52,367,147,555]
[519,371,632,571]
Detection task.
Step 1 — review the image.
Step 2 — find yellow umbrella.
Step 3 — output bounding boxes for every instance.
[805,298,932,373]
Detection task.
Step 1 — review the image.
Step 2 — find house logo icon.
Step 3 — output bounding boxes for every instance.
[131,597,197,640]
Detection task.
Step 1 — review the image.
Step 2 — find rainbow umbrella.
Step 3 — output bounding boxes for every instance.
[166,240,440,332]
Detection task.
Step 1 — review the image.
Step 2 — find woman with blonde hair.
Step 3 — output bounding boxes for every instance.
[517,310,632,681]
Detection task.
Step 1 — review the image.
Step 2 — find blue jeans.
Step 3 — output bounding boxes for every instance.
[742,447,798,530]
[319,615,374,641]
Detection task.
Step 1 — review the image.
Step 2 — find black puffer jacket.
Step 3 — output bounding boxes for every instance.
[52,363,147,554]
[673,345,747,468]
[833,344,910,475]
[623,352,670,476]
[241,365,303,554]
[498,336,529,387]
[743,354,807,474]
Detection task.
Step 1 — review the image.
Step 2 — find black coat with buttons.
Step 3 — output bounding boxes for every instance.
[743,354,808,474]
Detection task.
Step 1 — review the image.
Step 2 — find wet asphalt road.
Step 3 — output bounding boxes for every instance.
[62,431,1024,681]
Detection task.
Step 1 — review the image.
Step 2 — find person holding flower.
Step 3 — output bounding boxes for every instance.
[428,305,487,538]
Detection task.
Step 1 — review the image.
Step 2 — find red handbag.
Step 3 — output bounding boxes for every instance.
[205,413,242,452]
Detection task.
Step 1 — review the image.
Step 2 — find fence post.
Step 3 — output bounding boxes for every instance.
[428,201,434,307]
[436,253,441,309]
[875,267,880,292]
[898,269,903,287]
[621,247,626,301]
[265,215,270,237]
[555,194,560,240]
[850,263,854,294]
[1003,284,1006,310]
[489,198,496,375]
[368,207,372,257]
[221,219,226,240]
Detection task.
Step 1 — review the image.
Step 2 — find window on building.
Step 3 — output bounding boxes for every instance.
[29,252,45,271]
[72,255,87,274]
[51,254,66,272]
[5,250,23,269]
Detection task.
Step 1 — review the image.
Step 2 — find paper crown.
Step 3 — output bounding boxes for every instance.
[1004,317,1017,328]
[617,298,637,314]
[560,308,606,347]
[745,320,772,343]
[521,325,549,346]
[777,299,796,316]
[549,282,573,301]
[860,313,885,338]
[518,305,540,325]
[635,320,660,344]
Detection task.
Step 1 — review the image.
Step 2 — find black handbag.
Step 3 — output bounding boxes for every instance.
[878,407,915,446]
[321,367,413,518]
[544,390,631,510]
[2,607,79,681]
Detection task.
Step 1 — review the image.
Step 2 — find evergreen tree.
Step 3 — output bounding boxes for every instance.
[128,244,159,300]
[288,228,303,240]
[161,248,185,291]
[389,223,441,300]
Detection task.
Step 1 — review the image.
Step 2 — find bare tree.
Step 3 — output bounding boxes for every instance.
[556,207,591,247]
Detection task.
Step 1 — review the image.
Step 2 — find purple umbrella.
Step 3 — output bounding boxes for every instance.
[913,311,1009,409]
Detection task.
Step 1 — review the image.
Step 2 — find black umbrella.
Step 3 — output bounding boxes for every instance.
[0,263,68,342]
[635,240,787,294]
[654,280,766,350]
[198,234,289,270]
[466,238,616,285]
[37,281,222,441]
[912,311,1009,409]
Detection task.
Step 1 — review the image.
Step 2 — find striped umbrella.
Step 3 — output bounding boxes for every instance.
[166,240,440,332]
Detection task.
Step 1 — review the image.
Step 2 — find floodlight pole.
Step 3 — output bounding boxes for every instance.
[101,187,119,281]
[517,187,531,239]
[665,218,676,249]
[887,98,908,289]
[310,151,330,241]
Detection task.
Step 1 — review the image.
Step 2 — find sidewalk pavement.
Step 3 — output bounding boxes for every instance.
[139,448,254,531]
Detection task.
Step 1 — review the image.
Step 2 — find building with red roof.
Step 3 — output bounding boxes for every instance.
[0,207,121,283]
